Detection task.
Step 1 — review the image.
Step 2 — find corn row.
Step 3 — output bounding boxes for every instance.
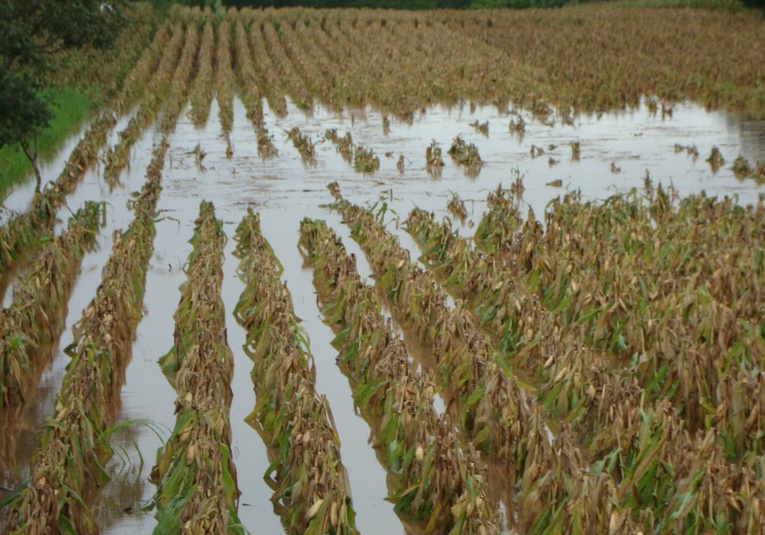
[152,201,245,535]
[216,20,235,155]
[276,20,335,110]
[245,15,288,118]
[260,19,313,112]
[103,21,185,186]
[233,20,277,158]
[3,137,168,534]
[114,22,174,116]
[188,21,215,128]
[299,217,500,534]
[290,19,341,110]
[0,201,103,416]
[327,186,627,533]
[160,21,200,135]
[232,210,358,535]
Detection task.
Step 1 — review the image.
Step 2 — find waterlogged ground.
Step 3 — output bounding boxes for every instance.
[1,98,764,534]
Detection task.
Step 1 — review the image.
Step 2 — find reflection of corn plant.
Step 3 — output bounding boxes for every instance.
[299,216,500,534]
[233,210,358,535]
[153,200,245,534]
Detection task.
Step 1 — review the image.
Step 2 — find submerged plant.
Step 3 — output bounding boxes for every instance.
[353,145,380,174]
[706,146,725,172]
[448,136,483,177]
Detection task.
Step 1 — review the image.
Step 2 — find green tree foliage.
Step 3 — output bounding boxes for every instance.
[0,0,125,190]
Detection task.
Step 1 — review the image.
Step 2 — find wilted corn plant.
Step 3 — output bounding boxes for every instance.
[298,217,500,534]
[0,202,103,415]
[151,200,245,534]
[4,137,168,534]
[474,183,765,442]
[326,185,624,533]
[232,210,358,535]
[439,185,765,529]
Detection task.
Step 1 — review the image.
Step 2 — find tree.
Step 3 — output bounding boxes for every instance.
[0,0,126,191]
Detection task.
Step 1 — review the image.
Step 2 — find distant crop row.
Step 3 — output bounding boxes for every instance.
[155,6,765,120]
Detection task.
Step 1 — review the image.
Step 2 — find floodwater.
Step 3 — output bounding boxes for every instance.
[1,96,764,534]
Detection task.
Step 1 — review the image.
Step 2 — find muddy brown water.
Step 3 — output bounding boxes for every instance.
[1,97,764,534]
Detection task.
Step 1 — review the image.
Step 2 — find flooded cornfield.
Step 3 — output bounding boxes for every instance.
[2,5,765,535]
